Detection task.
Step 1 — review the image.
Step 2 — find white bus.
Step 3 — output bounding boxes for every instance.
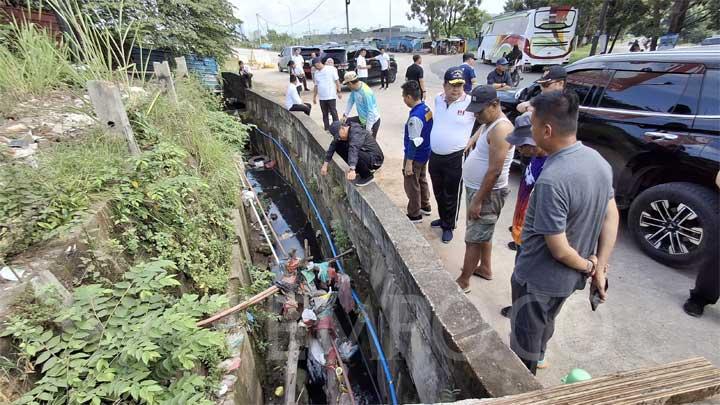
[477,6,578,67]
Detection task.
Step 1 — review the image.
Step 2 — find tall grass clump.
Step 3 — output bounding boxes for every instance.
[0,20,73,103]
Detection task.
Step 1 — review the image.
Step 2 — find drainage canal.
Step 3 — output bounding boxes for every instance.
[245,164,384,404]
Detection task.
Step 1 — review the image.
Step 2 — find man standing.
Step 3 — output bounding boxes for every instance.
[429,67,476,243]
[312,57,342,131]
[456,86,515,292]
[341,71,381,138]
[460,53,477,94]
[401,80,433,223]
[510,90,619,375]
[356,48,369,83]
[405,55,426,99]
[377,48,391,89]
[239,60,253,89]
[320,120,384,187]
[292,48,309,91]
[486,58,513,90]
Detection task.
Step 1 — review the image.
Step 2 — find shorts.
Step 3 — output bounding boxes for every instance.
[465,187,510,243]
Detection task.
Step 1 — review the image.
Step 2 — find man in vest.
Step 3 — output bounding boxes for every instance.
[341,71,381,138]
[456,86,515,293]
[401,80,433,223]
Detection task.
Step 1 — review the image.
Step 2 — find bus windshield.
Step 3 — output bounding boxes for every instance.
[534,8,576,30]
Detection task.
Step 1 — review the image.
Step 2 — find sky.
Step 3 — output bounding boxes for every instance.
[232,0,506,37]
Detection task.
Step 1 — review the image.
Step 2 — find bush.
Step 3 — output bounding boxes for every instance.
[2,260,228,404]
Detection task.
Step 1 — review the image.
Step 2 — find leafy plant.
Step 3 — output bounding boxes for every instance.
[2,260,228,404]
[331,219,352,252]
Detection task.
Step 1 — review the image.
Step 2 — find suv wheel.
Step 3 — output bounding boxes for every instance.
[388,69,397,83]
[278,63,283,72]
[628,182,718,267]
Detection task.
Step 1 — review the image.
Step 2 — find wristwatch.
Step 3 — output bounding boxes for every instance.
[585,259,595,274]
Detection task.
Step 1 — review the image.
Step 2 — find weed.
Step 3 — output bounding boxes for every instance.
[331,219,352,252]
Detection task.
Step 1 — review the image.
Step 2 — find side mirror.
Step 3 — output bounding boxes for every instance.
[278,53,283,57]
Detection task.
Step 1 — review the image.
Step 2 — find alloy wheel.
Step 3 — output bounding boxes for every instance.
[639,200,703,255]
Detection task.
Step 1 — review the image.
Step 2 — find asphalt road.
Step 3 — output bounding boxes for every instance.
[240,48,720,388]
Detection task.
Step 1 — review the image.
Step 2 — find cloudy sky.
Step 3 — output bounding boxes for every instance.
[232,0,507,37]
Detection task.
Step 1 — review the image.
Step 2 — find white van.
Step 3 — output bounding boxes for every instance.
[477,6,578,67]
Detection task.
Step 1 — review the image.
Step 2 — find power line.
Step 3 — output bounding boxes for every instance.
[258,0,327,29]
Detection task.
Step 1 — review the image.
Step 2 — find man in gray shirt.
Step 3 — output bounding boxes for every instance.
[509,90,620,374]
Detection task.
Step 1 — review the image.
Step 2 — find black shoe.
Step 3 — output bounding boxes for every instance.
[407,214,422,223]
[683,299,705,317]
[508,226,513,232]
[507,241,517,251]
[431,219,443,228]
[500,306,512,318]
[442,229,453,243]
[420,207,432,216]
[355,174,375,187]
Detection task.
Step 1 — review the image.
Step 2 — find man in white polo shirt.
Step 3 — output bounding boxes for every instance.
[429,67,476,243]
[291,47,309,91]
[312,57,342,131]
[356,48,369,83]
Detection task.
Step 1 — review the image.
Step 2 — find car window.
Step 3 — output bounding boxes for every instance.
[566,69,612,106]
[366,50,380,58]
[599,70,691,113]
[698,70,719,116]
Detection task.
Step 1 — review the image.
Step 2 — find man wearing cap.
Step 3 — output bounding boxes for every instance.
[486,58,513,90]
[341,71,381,138]
[456,85,515,292]
[320,120,384,187]
[460,53,477,94]
[509,90,619,375]
[517,65,567,113]
[312,57,342,131]
[428,67,476,243]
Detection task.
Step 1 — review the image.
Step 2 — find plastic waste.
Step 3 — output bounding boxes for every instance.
[561,368,592,384]
[336,273,354,313]
[302,308,317,322]
[317,261,330,282]
[274,386,284,397]
[335,338,358,361]
[309,338,326,365]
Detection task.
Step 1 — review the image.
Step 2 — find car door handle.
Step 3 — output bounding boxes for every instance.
[645,131,678,140]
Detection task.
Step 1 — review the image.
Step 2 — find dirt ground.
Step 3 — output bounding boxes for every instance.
[237,48,720,390]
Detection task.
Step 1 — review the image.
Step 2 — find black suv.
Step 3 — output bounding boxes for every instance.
[321,45,398,85]
[502,49,719,268]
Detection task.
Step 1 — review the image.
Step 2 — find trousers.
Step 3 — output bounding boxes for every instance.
[334,142,381,179]
[380,69,389,88]
[403,159,431,217]
[289,103,311,116]
[319,99,338,131]
[428,150,464,230]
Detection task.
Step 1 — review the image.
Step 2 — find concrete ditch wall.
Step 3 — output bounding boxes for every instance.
[243,86,542,402]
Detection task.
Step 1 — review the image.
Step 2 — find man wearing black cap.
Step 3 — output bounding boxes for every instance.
[428,67,476,243]
[460,53,477,94]
[486,58,513,90]
[320,120,384,187]
[517,65,567,113]
[456,85,515,292]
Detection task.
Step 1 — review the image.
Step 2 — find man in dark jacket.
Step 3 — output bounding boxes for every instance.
[320,120,384,187]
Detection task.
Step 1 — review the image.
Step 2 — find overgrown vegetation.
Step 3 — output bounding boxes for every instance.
[2,260,228,404]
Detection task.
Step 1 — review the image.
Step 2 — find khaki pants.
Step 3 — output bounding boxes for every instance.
[403,159,431,217]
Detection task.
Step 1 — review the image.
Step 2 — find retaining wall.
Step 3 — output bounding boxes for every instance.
[243,86,542,402]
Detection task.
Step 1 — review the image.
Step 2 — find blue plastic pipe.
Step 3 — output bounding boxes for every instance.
[254,128,399,405]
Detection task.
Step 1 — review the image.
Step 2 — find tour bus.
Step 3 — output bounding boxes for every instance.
[477,6,577,67]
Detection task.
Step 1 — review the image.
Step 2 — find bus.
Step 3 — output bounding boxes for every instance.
[477,6,577,67]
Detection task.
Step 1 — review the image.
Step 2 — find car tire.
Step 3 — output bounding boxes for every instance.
[388,69,397,83]
[628,182,718,268]
[278,63,283,72]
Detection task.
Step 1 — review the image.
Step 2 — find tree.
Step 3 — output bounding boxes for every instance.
[503,0,549,12]
[76,0,241,59]
[453,6,490,39]
[441,0,478,37]
[407,0,445,40]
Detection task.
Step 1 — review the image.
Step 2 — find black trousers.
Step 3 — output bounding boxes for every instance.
[300,75,309,90]
[690,259,720,306]
[334,142,381,179]
[289,103,311,116]
[380,69,389,88]
[240,73,252,89]
[319,99,339,131]
[509,276,567,375]
[345,116,381,138]
[428,150,464,230]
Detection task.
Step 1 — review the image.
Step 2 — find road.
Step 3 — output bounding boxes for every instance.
[239,49,720,388]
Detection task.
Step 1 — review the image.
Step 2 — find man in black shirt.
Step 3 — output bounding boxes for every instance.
[405,54,426,99]
[486,57,512,90]
[321,121,385,187]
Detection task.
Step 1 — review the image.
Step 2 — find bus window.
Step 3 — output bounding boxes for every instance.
[534,8,576,30]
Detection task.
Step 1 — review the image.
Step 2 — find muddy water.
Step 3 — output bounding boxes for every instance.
[246,167,382,405]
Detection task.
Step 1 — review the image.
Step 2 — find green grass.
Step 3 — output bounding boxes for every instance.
[569,43,592,64]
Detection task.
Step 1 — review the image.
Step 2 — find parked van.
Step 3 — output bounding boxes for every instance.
[477,6,577,67]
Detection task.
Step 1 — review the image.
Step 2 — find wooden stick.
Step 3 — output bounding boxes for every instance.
[197,285,279,327]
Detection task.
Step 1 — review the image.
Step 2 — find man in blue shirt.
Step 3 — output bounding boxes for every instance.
[487,58,513,90]
[401,80,433,223]
[460,53,477,94]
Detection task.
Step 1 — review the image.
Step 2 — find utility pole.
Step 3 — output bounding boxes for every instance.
[345,0,350,39]
[388,0,392,44]
[590,0,610,56]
